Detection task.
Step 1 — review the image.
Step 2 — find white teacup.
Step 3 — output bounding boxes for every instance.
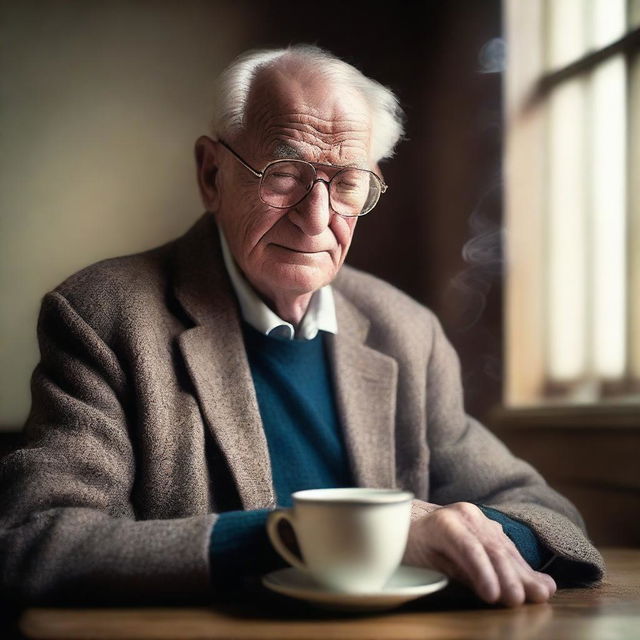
[266,487,413,593]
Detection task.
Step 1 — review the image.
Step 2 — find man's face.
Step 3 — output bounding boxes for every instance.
[204,67,372,309]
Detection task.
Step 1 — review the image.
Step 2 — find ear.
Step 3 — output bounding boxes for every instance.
[195,136,222,212]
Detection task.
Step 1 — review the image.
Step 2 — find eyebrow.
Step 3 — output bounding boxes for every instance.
[271,142,366,169]
[272,142,303,160]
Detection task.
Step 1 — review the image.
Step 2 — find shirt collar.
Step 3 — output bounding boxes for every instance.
[219,228,338,341]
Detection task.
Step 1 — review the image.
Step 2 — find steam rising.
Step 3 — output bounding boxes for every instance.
[448,184,503,332]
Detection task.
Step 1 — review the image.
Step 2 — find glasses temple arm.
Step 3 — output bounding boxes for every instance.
[217,139,263,178]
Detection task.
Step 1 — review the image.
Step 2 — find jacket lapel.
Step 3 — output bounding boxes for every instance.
[328,289,398,489]
[172,215,276,510]
[170,214,399,503]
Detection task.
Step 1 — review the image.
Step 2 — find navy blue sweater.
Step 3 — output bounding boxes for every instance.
[210,325,549,585]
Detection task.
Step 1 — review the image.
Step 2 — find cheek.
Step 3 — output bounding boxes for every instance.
[220,194,273,253]
[332,216,358,255]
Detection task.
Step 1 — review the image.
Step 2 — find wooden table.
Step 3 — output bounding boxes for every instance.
[19,548,640,640]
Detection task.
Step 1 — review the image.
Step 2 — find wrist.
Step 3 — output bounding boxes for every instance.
[411,499,442,521]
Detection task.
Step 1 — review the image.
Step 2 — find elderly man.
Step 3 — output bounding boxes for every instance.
[0,45,602,608]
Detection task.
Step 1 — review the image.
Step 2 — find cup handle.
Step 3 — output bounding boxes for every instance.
[266,509,307,572]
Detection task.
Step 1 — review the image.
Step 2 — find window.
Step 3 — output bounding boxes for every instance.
[504,0,640,406]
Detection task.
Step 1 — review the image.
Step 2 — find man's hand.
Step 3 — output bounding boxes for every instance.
[403,501,556,607]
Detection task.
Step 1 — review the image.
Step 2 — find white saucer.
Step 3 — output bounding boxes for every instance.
[262,565,448,612]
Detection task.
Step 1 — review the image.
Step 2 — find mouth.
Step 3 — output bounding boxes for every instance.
[271,243,328,255]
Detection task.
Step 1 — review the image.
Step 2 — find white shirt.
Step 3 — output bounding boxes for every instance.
[219,229,338,341]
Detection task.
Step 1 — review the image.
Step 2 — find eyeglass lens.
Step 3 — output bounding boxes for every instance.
[260,161,380,216]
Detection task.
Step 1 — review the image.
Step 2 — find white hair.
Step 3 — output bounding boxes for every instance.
[211,44,405,163]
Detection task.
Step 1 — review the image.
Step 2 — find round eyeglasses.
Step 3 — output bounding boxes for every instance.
[218,140,387,217]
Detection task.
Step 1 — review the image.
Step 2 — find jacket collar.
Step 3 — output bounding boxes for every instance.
[218,227,337,340]
[171,214,398,508]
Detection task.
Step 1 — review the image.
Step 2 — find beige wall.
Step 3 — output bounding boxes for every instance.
[0,1,255,429]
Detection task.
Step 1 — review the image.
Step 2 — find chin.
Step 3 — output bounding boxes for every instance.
[264,262,333,296]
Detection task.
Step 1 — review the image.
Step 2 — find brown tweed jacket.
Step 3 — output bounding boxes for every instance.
[0,213,603,605]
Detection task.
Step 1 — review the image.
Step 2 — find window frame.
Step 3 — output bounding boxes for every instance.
[502,0,640,416]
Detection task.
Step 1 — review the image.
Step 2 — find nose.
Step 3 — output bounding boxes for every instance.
[289,179,332,236]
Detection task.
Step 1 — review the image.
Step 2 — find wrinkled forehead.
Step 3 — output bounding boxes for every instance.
[241,65,373,167]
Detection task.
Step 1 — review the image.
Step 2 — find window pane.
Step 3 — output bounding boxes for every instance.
[546,0,588,70]
[546,78,588,382]
[592,0,626,48]
[590,56,627,379]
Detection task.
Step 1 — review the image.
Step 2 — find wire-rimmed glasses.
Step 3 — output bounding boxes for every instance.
[218,140,387,217]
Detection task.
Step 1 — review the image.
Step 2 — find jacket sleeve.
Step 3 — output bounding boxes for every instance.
[425,315,605,586]
[0,292,216,605]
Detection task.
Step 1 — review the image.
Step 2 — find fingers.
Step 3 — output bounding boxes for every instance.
[503,534,558,602]
[491,547,524,607]
[449,531,501,603]
[482,525,556,607]
[538,571,557,595]
[503,559,556,604]
[499,528,558,602]
[525,570,557,602]
[404,502,557,607]
[423,506,502,603]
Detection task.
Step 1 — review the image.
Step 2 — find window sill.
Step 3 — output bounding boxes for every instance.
[489,402,640,430]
